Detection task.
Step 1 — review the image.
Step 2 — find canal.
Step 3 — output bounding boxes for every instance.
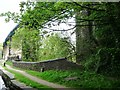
[0,75,6,90]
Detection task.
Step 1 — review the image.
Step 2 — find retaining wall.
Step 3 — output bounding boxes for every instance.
[13,58,81,72]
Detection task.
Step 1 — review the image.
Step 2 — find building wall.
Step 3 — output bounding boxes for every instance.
[3,45,9,60]
[2,25,20,60]
[11,48,22,60]
[3,43,22,60]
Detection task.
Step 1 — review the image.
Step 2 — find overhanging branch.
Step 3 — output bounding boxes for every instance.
[43,26,76,31]
[73,2,105,12]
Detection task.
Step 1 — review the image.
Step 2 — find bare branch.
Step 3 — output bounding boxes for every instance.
[43,26,76,31]
[73,2,105,12]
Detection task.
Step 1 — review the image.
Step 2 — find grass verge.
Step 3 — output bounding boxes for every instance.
[5,60,13,66]
[5,60,120,88]
[4,67,55,90]
[26,69,120,88]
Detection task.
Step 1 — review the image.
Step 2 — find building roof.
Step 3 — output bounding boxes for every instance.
[3,24,19,47]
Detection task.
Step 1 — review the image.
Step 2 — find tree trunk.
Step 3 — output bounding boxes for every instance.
[75,9,94,63]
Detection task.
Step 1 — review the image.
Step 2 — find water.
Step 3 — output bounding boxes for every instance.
[0,76,7,90]
[0,62,7,90]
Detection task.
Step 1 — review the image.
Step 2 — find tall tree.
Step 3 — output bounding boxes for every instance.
[1,1,120,76]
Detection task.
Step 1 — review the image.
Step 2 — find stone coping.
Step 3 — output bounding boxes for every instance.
[13,57,67,63]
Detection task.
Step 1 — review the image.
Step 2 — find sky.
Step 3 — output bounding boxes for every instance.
[0,0,26,43]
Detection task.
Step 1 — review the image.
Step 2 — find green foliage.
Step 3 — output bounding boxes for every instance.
[21,28,40,62]
[19,2,75,29]
[4,1,75,62]
[12,27,72,62]
[75,2,120,77]
[11,28,23,50]
[1,1,120,79]
[87,3,120,76]
[5,62,120,88]
[12,27,40,62]
[5,60,13,66]
[39,34,72,60]
[83,47,120,77]
[95,48,120,77]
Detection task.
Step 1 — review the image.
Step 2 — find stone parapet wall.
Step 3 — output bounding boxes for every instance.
[13,58,81,72]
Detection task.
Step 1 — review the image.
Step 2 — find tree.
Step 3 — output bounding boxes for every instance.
[1,1,120,76]
[39,34,72,60]
[11,27,40,62]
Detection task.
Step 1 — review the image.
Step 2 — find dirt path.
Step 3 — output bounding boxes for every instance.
[6,65,74,90]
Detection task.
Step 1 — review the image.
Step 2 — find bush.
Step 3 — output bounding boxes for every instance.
[83,47,120,77]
